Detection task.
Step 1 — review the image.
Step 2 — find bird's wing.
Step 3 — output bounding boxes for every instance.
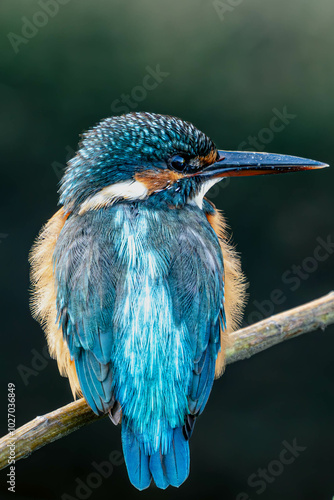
[166,206,226,429]
[53,209,126,415]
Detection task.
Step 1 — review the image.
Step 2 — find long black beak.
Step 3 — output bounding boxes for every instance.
[199,150,328,178]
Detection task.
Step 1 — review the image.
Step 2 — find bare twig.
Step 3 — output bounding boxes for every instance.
[1,292,333,471]
[226,291,334,362]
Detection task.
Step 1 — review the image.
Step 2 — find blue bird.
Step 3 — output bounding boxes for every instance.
[30,112,326,490]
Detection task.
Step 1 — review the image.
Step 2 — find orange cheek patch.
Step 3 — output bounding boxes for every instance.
[197,149,218,167]
[135,169,183,193]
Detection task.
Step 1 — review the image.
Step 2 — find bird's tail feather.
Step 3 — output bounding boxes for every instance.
[121,421,190,490]
[149,427,190,489]
[121,420,151,490]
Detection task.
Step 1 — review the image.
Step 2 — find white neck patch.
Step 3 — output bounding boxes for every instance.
[79,177,222,214]
[79,180,148,214]
[188,178,222,209]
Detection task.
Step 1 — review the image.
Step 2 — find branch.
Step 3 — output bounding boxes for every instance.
[226,291,334,363]
[1,292,333,471]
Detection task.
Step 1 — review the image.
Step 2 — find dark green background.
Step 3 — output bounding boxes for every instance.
[1,1,333,499]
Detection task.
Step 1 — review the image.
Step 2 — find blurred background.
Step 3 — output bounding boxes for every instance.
[0,0,333,499]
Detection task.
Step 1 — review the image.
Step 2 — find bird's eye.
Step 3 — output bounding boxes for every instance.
[170,154,187,172]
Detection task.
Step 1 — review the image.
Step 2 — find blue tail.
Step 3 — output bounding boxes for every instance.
[149,427,190,489]
[121,421,190,490]
[121,421,151,490]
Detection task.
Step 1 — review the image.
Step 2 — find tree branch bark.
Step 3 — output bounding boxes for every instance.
[1,291,333,471]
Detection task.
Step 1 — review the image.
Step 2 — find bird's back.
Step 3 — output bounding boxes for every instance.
[52,201,225,488]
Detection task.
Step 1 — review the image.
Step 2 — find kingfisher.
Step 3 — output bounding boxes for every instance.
[30,112,326,490]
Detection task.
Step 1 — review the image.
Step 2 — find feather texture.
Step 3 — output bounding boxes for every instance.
[203,199,247,377]
[30,199,246,489]
[51,202,224,485]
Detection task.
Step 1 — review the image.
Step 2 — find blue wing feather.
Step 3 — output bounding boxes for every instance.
[75,353,100,414]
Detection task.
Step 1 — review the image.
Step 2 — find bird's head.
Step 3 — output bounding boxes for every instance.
[59,112,327,214]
